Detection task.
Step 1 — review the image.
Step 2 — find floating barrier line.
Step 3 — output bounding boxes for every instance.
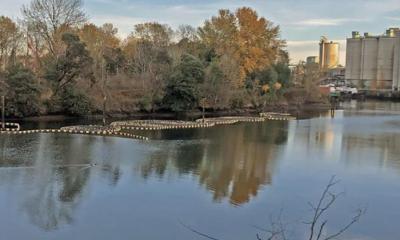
[0,128,149,141]
[111,114,296,132]
[0,113,295,141]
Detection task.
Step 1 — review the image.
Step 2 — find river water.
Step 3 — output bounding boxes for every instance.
[0,100,399,240]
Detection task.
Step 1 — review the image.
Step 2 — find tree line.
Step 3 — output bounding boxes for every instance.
[0,0,293,117]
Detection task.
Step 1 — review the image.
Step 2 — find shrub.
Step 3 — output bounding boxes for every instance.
[5,64,41,117]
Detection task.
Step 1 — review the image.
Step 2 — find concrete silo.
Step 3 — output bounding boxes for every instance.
[393,39,400,91]
[345,32,362,87]
[320,37,340,70]
[360,37,379,89]
[376,37,396,90]
[345,28,400,94]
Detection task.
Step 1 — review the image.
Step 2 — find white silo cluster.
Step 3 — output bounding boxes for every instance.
[345,28,400,93]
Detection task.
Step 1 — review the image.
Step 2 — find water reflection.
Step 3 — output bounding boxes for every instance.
[286,108,400,172]
[1,102,400,240]
[0,134,97,230]
[140,122,288,205]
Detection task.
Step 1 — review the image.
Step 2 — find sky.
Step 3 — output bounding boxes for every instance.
[2,0,400,64]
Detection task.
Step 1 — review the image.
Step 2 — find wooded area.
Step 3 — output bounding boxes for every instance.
[0,0,299,117]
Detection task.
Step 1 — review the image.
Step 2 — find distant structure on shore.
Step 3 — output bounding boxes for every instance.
[306,56,319,65]
[319,37,340,70]
[346,28,400,94]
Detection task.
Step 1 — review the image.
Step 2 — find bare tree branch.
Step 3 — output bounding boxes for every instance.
[179,220,223,240]
[316,220,327,240]
[307,175,340,240]
[323,208,365,240]
[258,176,364,240]
[22,0,87,56]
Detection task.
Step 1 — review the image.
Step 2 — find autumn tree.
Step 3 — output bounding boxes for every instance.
[199,7,285,87]
[133,22,173,48]
[126,23,173,78]
[121,22,174,111]
[0,16,20,71]
[79,23,120,70]
[0,3,294,117]
[236,8,283,80]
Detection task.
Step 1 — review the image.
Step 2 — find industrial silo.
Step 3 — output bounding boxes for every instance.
[361,37,378,90]
[320,37,340,69]
[345,28,400,94]
[345,37,362,87]
[393,39,400,91]
[377,37,396,90]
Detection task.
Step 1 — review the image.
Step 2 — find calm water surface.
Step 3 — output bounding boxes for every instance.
[0,100,400,240]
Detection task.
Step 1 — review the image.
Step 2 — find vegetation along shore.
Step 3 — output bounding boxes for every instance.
[0,0,327,120]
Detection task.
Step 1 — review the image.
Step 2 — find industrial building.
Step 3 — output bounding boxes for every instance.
[345,28,400,93]
[306,56,318,65]
[319,37,340,70]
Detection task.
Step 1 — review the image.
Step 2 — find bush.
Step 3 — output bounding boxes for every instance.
[61,87,92,116]
[138,95,153,112]
[230,91,246,109]
[5,64,41,117]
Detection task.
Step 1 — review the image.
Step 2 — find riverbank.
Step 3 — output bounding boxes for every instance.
[7,101,330,124]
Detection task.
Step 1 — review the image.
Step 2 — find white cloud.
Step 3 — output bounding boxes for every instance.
[385,16,400,21]
[292,18,368,27]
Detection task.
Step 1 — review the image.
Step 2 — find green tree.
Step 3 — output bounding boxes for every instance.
[44,32,94,94]
[5,64,41,117]
[163,54,204,112]
[201,62,225,108]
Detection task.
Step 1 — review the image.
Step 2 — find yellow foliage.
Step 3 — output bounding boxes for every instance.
[79,23,120,68]
[274,82,282,90]
[262,84,270,93]
[199,7,285,87]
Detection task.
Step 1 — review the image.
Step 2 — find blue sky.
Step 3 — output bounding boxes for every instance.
[2,0,400,64]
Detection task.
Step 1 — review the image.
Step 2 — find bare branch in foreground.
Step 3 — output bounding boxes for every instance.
[257,176,365,240]
[179,220,223,240]
[306,176,366,240]
[181,176,365,240]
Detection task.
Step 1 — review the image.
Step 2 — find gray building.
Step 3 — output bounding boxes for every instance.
[345,28,400,93]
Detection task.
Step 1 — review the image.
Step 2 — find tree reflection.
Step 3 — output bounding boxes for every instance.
[0,134,102,231]
[22,134,94,230]
[140,122,288,205]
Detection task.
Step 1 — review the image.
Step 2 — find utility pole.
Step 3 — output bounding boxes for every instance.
[102,59,107,126]
[1,96,5,130]
[200,97,206,123]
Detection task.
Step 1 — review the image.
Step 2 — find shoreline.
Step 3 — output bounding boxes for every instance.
[10,102,331,123]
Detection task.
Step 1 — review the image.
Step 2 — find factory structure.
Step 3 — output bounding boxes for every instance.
[319,37,340,70]
[302,37,340,69]
[345,28,400,94]
[306,56,319,65]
